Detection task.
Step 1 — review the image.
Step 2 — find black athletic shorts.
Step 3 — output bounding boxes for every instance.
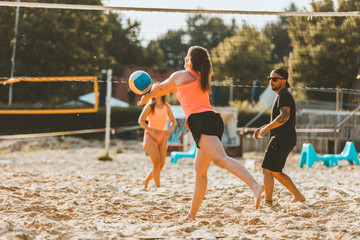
[262,137,296,172]
[187,111,224,148]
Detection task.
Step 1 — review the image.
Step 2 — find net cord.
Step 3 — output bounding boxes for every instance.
[0,1,359,17]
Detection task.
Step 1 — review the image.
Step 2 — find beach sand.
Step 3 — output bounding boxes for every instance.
[0,137,359,239]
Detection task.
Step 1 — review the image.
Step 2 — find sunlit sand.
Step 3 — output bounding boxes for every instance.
[0,137,359,239]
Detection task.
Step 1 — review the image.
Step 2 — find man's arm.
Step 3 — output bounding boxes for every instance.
[259,106,290,137]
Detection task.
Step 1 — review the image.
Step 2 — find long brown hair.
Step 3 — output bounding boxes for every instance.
[188,46,212,92]
[149,83,166,114]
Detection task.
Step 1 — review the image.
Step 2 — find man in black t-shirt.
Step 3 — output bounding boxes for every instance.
[254,69,305,206]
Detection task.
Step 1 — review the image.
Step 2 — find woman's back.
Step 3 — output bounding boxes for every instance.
[176,69,214,120]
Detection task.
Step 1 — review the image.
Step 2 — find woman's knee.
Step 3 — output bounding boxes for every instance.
[212,158,225,168]
[152,161,162,168]
[212,155,233,169]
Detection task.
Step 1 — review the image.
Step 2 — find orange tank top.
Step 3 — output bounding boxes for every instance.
[147,105,168,130]
[176,69,215,124]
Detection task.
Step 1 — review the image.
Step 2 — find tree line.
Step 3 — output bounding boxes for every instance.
[0,0,359,105]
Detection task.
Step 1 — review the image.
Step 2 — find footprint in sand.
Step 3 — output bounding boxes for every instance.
[245,217,264,225]
[299,211,313,218]
[211,220,224,227]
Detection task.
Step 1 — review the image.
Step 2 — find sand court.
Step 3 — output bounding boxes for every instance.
[0,137,359,239]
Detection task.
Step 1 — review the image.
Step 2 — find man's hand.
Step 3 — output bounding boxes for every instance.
[253,126,268,140]
[259,127,267,137]
[253,128,260,140]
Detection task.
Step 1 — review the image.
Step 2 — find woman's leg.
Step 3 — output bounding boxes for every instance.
[159,146,167,171]
[198,135,264,209]
[158,136,168,171]
[187,147,212,220]
[144,144,162,188]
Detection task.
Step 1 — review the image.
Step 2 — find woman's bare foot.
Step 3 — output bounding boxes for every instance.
[186,213,196,221]
[142,179,149,189]
[265,200,273,206]
[291,194,306,203]
[254,184,265,210]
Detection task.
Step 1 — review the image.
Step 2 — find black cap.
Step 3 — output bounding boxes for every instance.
[272,68,290,88]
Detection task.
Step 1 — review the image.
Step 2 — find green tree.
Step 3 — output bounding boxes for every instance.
[287,0,360,102]
[263,3,298,63]
[311,0,335,12]
[0,0,144,105]
[338,0,360,11]
[151,14,238,70]
[156,29,188,70]
[104,12,143,76]
[211,23,273,103]
[187,14,237,50]
[0,0,109,104]
[142,40,167,70]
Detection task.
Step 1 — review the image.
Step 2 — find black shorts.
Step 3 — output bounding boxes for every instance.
[262,137,295,172]
[187,111,224,148]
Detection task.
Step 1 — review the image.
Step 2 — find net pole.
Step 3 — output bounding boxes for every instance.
[335,85,341,153]
[104,69,112,157]
[9,0,21,105]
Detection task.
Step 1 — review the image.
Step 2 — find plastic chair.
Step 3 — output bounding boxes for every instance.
[299,143,326,168]
[170,143,197,164]
[299,141,360,168]
[331,141,360,166]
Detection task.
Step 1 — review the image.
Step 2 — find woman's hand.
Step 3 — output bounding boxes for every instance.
[164,130,172,137]
[147,128,159,139]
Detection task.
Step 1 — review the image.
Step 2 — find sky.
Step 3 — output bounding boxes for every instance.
[102,0,338,43]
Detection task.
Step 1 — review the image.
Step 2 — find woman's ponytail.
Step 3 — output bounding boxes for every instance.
[200,58,211,92]
[189,46,212,92]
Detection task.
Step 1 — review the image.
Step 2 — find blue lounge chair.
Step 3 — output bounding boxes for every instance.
[299,141,360,168]
[170,143,197,164]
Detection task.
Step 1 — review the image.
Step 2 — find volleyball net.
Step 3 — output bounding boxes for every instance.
[0,1,359,140]
[1,1,359,112]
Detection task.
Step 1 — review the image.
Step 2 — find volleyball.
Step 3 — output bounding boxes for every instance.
[128,70,152,95]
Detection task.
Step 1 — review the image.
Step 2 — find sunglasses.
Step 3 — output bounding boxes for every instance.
[268,77,285,82]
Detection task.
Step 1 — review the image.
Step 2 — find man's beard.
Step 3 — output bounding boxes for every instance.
[271,84,280,91]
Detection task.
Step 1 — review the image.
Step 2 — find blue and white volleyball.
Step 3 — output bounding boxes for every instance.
[128,70,152,95]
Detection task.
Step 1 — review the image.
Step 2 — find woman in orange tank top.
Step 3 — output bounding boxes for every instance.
[138,46,264,220]
[138,83,176,189]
